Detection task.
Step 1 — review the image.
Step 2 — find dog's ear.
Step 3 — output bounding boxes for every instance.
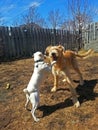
[32,54,34,58]
[58,45,65,52]
[45,51,49,56]
[45,45,52,56]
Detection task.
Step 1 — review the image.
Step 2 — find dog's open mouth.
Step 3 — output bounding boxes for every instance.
[51,53,58,61]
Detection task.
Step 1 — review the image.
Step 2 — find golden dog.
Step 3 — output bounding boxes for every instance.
[45,45,93,107]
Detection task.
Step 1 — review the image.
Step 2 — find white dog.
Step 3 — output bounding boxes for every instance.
[23,51,56,122]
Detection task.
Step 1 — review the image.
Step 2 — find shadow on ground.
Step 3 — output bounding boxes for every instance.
[76,79,98,103]
[39,79,98,117]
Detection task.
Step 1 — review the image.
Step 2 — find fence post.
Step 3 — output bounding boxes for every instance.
[53,28,56,45]
[0,26,86,61]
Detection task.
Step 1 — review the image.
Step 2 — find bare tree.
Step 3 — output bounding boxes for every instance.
[22,7,46,28]
[47,9,64,29]
[61,0,94,49]
[62,0,93,31]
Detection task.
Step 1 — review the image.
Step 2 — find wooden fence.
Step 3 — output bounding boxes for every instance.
[0,26,83,61]
[83,22,98,52]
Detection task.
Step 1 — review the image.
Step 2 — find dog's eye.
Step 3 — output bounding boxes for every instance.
[36,65,38,68]
[45,52,49,56]
[39,54,42,57]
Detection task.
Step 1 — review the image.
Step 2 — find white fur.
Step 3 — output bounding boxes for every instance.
[23,51,56,122]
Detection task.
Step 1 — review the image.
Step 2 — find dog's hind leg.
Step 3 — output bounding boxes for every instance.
[74,67,84,86]
[31,104,39,122]
[25,94,30,110]
[65,71,80,108]
[72,60,84,85]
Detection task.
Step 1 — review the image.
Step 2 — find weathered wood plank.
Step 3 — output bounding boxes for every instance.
[0,26,83,61]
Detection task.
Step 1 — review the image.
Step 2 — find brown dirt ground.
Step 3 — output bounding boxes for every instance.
[0,53,98,130]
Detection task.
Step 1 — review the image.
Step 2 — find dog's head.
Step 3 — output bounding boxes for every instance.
[45,45,65,62]
[33,51,44,62]
[45,45,52,56]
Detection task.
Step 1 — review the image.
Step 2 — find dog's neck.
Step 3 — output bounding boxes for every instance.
[35,59,44,63]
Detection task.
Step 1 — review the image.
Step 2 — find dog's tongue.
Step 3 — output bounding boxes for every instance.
[53,55,58,61]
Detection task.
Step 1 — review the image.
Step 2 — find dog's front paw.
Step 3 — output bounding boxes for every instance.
[74,101,80,108]
[51,87,56,92]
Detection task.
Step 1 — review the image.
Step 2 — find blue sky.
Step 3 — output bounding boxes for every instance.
[0,0,98,26]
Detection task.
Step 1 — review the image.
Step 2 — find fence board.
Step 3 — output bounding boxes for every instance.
[83,22,98,52]
[0,26,83,61]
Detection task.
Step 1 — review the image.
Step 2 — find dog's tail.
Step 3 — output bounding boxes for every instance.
[23,88,30,96]
[75,49,94,59]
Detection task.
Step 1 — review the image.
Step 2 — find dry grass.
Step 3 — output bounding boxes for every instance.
[0,53,98,130]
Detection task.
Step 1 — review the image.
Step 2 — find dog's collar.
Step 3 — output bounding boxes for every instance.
[35,59,44,63]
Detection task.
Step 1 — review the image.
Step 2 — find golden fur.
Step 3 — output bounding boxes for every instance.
[45,45,93,107]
